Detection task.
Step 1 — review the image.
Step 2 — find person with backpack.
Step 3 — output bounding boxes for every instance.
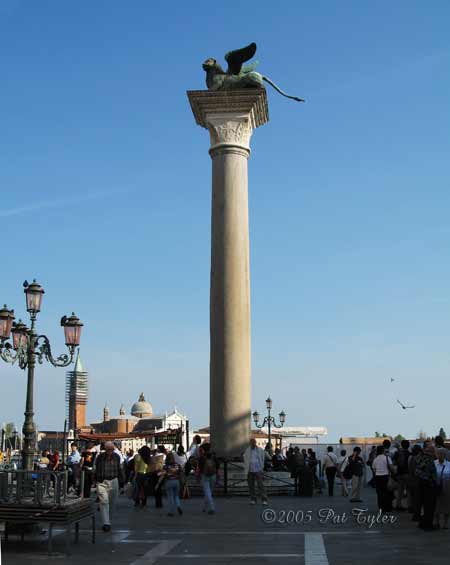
[348,446,364,502]
[197,443,219,514]
[415,443,438,530]
[243,438,268,505]
[392,439,410,510]
[133,445,152,507]
[161,452,183,517]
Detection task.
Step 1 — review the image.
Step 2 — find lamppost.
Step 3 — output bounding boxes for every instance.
[12,426,19,451]
[0,280,83,471]
[252,396,286,452]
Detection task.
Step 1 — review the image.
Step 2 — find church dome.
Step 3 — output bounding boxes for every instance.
[131,393,153,418]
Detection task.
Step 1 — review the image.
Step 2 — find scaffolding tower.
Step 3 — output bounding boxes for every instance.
[65,350,88,431]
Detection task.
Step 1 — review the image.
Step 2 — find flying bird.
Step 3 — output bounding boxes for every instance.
[397,399,415,410]
[390,378,395,383]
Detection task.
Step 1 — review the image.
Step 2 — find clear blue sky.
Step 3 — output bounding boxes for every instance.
[1,1,449,441]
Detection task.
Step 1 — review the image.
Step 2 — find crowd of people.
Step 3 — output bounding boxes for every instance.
[2,433,449,534]
[35,435,222,531]
[299,436,450,532]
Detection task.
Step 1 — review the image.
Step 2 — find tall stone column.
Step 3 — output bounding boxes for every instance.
[187,90,269,458]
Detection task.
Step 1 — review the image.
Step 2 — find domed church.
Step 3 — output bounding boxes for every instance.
[130,392,153,418]
[89,392,186,437]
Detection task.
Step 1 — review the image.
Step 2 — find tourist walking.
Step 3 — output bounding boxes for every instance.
[348,447,364,502]
[392,440,410,510]
[197,443,219,514]
[372,445,393,512]
[125,449,135,484]
[322,446,338,496]
[149,448,165,508]
[307,450,321,492]
[408,445,422,518]
[162,452,183,516]
[94,441,125,532]
[80,442,96,499]
[244,438,269,505]
[133,445,151,507]
[434,448,450,529]
[187,435,202,459]
[67,442,81,494]
[337,449,349,496]
[415,443,438,530]
[174,445,188,469]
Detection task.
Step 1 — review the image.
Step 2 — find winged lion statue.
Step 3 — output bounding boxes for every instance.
[202,42,304,102]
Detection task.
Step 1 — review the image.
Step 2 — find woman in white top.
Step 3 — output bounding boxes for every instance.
[434,448,450,529]
[173,446,188,469]
[372,445,394,511]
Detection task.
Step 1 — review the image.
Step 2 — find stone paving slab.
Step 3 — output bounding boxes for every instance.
[1,486,450,564]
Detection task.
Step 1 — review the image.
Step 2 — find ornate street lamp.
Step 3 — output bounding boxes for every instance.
[0,280,83,470]
[253,396,286,452]
[0,305,15,340]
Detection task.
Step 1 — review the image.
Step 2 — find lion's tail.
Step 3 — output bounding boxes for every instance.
[262,76,305,102]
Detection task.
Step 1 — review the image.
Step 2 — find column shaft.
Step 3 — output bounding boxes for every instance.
[210,146,251,457]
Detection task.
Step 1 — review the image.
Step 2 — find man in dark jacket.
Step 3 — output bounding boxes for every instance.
[393,440,410,510]
[348,447,364,502]
[94,442,125,532]
[415,443,438,530]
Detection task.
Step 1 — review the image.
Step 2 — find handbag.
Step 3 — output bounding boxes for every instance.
[386,455,398,491]
[148,454,164,473]
[180,481,190,499]
[125,481,135,499]
[387,475,399,492]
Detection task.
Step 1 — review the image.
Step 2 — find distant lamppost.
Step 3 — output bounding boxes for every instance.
[12,426,19,451]
[0,280,83,470]
[252,396,286,451]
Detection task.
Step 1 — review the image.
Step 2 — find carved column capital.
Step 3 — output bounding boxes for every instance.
[187,89,269,154]
[206,114,253,152]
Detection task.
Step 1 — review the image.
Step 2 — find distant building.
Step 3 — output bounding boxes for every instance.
[340,436,389,446]
[66,351,88,431]
[86,393,188,451]
[90,400,140,434]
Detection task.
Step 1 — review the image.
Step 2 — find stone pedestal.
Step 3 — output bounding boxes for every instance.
[187,90,269,458]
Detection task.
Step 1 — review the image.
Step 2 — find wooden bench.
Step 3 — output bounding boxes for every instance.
[0,498,95,555]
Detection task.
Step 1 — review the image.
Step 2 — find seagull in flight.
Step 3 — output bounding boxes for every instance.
[390,378,395,383]
[397,399,415,410]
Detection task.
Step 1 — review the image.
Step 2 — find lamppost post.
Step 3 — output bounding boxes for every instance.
[0,280,83,471]
[22,321,36,471]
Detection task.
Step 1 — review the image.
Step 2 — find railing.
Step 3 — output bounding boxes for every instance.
[184,460,297,496]
[0,469,69,506]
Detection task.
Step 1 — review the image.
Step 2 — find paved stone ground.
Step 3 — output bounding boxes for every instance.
[1,486,450,564]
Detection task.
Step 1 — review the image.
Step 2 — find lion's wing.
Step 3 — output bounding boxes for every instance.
[224,42,257,75]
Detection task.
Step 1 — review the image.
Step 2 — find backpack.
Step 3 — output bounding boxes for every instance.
[342,459,353,480]
[350,456,364,477]
[203,457,216,476]
[394,449,410,475]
